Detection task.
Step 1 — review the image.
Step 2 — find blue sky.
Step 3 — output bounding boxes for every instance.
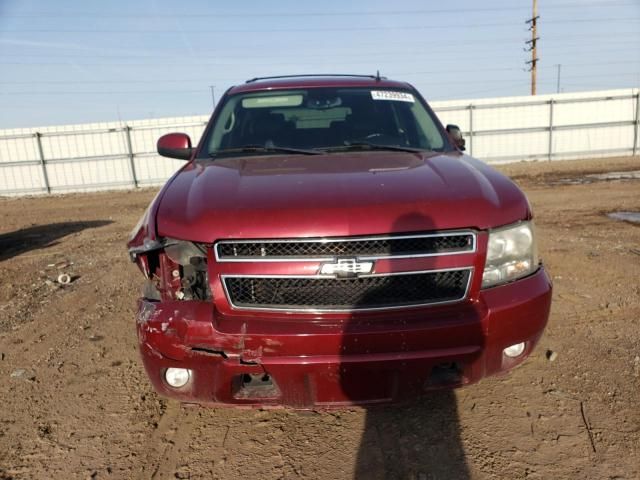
[0,0,639,128]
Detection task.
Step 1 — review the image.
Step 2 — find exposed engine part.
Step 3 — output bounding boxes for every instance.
[136,241,211,302]
[179,257,210,300]
[142,279,161,300]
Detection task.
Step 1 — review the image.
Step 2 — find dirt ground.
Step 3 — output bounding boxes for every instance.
[1,156,639,480]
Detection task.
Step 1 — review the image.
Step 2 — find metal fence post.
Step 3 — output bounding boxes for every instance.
[548,99,555,161]
[633,92,640,157]
[34,132,51,193]
[468,104,474,156]
[124,126,139,187]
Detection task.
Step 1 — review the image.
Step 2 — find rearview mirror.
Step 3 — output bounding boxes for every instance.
[157,133,193,160]
[446,124,466,151]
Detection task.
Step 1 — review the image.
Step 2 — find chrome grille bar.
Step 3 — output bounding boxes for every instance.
[215,231,476,262]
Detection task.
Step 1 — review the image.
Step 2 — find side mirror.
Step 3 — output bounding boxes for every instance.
[446,124,466,151]
[157,133,193,160]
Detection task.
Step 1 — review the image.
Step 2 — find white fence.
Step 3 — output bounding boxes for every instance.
[0,88,638,196]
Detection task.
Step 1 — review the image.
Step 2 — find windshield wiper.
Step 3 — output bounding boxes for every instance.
[210,144,321,157]
[322,142,427,154]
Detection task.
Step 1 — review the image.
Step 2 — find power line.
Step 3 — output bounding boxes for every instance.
[545,72,640,79]
[0,45,635,67]
[1,61,635,85]
[0,32,636,61]
[0,37,636,60]
[2,18,638,33]
[0,90,207,96]
[4,1,637,17]
[2,72,637,95]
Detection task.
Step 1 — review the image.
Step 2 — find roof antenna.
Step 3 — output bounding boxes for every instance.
[375,70,381,81]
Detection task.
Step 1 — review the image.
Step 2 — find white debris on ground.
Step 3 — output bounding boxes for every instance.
[607,211,640,224]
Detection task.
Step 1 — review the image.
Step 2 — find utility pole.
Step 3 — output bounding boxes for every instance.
[209,85,216,109]
[525,0,539,95]
[556,64,562,93]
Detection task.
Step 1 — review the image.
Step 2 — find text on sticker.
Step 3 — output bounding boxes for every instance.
[371,91,415,103]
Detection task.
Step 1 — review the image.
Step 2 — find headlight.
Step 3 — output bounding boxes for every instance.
[482,221,538,288]
[128,237,205,264]
[164,239,207,266]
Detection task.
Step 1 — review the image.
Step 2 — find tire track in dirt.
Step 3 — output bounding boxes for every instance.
[152,407,201,479]
[135,400,191,479]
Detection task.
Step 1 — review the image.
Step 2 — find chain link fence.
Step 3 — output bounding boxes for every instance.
[1,88,638,196]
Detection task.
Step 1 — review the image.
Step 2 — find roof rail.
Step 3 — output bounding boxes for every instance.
[245,73,386,83]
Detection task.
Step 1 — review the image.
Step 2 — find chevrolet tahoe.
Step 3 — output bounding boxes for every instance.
[127,74,552,408]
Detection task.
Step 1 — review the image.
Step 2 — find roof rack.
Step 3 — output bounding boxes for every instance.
[245,73,386,84]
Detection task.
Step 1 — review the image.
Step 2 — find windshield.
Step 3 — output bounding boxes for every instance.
[203,87,449,157]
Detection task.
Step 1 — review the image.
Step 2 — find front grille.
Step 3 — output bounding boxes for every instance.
[216,232,474,261]
[223,269,471,311]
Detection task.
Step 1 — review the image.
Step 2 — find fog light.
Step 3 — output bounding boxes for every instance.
[164,367,191,388]
[503,342,526,358]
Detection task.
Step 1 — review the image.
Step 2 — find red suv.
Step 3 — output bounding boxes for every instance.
[128,74,551,408]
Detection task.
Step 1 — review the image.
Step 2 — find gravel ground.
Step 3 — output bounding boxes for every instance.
[0,156,639,479]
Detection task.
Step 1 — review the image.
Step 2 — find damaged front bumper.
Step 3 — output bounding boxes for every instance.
[137,267,552,408]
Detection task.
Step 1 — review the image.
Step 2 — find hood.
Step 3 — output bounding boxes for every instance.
[156,151,530,242]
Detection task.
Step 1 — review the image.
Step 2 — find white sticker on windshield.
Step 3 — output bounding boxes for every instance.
[242,95,303,108]
[371,90,415,102]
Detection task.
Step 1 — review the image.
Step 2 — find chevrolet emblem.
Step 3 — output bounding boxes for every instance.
[319,258,374,278]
